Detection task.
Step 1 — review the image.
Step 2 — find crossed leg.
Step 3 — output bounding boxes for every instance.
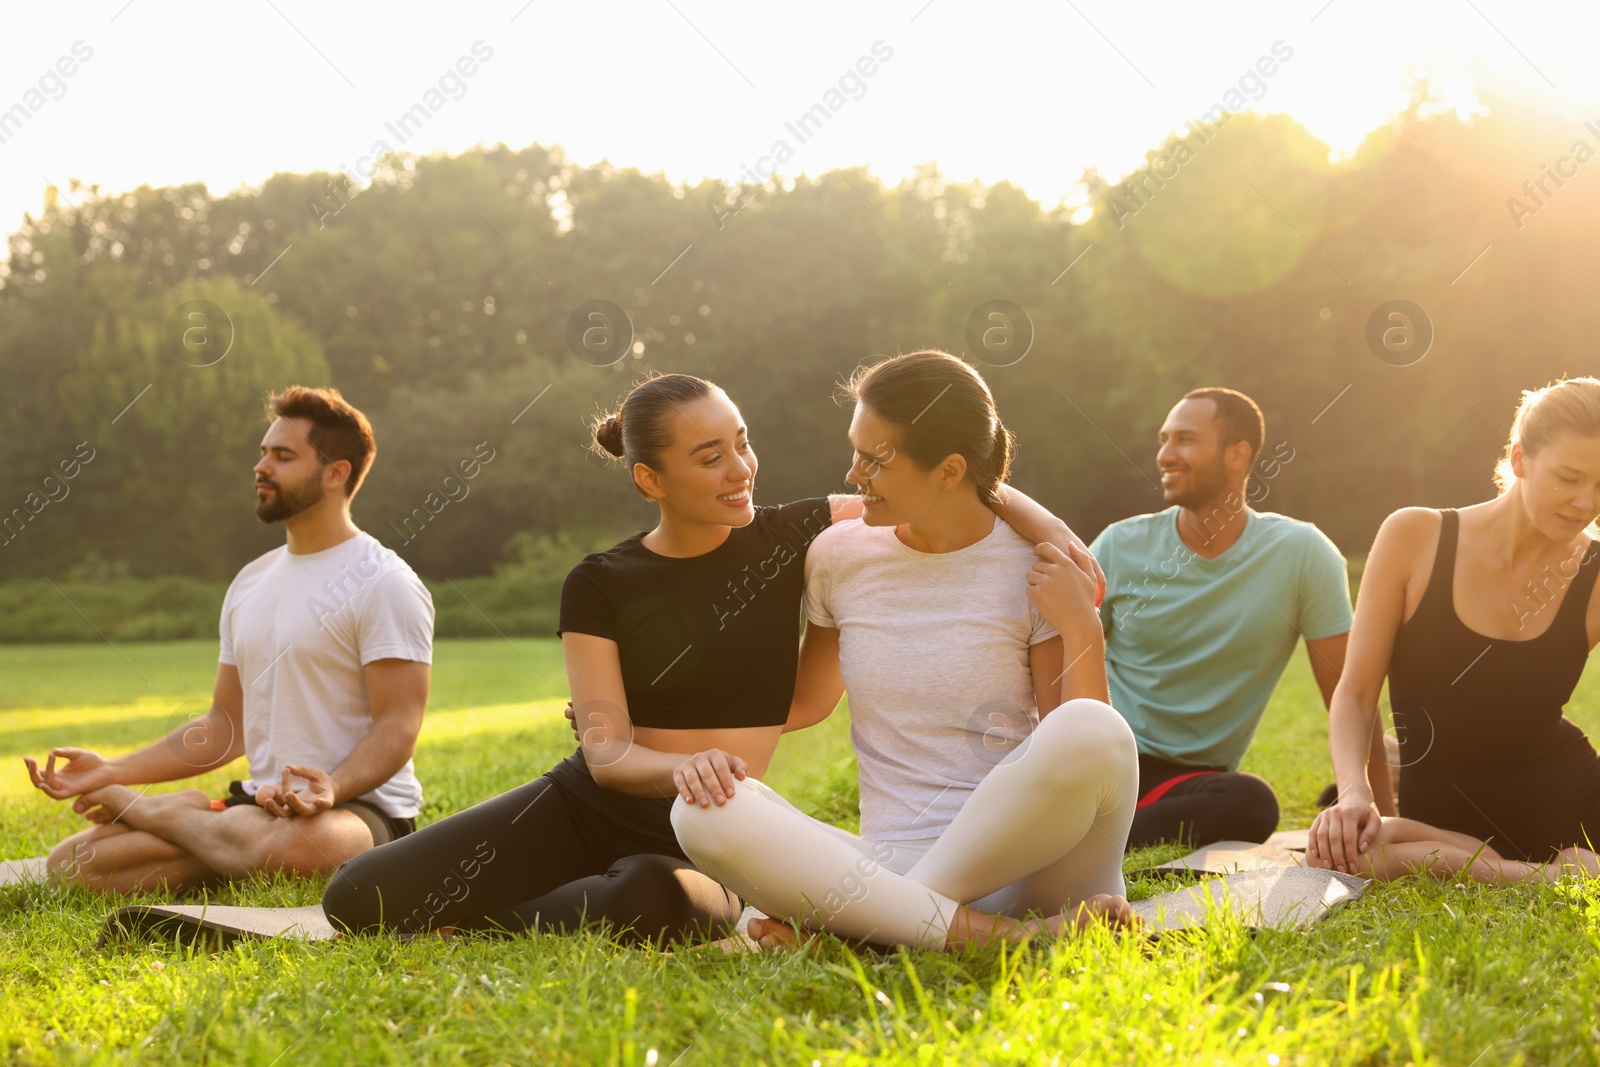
[903,700,1138,912]
[675,698,1141,949]
[1311,816,1600,884]
[48,820,219,896]
[47,784,376,894]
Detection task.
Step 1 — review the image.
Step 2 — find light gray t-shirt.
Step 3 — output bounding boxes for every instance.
[804,516,1058,841]
[219,531,434,818]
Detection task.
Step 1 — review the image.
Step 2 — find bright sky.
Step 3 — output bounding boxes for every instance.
[3,0,1600,239]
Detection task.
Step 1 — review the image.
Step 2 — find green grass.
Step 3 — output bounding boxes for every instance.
[2,640,1599,1065]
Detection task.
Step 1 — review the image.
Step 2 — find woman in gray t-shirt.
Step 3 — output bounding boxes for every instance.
[673,350,1140,950]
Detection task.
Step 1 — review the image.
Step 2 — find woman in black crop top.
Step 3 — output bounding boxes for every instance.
[1310,377,1600,883]
[322,373,1089,944]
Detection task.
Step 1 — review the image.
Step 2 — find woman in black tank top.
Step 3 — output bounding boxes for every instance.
[1310,377,1600,883]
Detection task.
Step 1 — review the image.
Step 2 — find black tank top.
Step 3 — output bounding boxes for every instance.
[1389,509,1599,780]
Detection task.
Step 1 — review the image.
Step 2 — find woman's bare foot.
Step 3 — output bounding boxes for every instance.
[75,786,211,827]
[954,895,1143,947]
[745,916,819,951]
[744,917,888,952]
[1546,846,1600,880]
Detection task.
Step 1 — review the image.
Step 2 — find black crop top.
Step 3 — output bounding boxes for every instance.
[558,497,835,729]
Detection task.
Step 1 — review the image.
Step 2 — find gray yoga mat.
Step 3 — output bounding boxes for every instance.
[1128,828,1316,878]
[1131,866,1368,933]
[101,903,754,951]
[100,903,337,948]
[0,857,50,886]
[1266,829,1310,852]
[1132,839,1305,877]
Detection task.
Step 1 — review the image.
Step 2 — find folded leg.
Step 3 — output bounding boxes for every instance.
[56,785,370,891]
[906,698,1139,914]
[1313,816,1547,884]
[323,777,595,934]
[672,778,960,948]
[46,821,219,895]
[324,776,739,946]
[482,852,742,946]
[1126,769,1280,851]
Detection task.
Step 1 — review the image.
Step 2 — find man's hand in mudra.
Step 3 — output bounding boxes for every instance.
[254,765,337,818]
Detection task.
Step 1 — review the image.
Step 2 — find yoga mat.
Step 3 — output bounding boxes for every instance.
[0,857,50,886]
[99,904,337,949]
[101,868,1367,951]
[1131,840,1304,878]
[1131,867,1368,933]
[1266,829,1310,852]
[103,903,756,952]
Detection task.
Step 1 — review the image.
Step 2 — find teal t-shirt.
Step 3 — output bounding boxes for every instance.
[1089,507,1352,771]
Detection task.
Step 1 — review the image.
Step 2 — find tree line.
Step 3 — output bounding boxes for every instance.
[2,84,1594,585]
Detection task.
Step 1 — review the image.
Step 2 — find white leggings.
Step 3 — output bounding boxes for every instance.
[671,698,1139,949]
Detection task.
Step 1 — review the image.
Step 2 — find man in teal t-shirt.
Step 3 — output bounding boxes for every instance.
[1091,388,1393,849]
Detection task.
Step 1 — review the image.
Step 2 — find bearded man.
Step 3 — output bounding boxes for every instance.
[1090,387,1393,849]
[25,386,434,893]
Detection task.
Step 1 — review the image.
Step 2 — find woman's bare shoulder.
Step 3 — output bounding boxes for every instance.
[1374,506,1441,549]
[1360,508,1444,603]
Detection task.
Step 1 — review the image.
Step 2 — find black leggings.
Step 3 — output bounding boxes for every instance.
[1125,753,1280,851]
[321,766,742,946]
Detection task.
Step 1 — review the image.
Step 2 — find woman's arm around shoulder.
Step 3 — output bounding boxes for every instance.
[826,493,863,523]
[992,486,1106,604]
[786,522,845,732]
[783,623,844,733]
[1026,542,1109,708]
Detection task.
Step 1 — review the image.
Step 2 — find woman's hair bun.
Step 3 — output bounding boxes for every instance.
[594,413,625,458]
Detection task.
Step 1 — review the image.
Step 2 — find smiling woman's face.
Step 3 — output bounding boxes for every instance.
[845,403,948,527]
[638,390,758,526]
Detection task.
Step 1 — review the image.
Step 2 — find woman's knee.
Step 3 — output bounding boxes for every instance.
[608,852,687,886]
[671,778,783,876]
[668,794,703,845]
[320,850,385,932]
[671,777,765,835]
[601,854,739,944]
[1033,698,1137,767]
[606,854,718,909]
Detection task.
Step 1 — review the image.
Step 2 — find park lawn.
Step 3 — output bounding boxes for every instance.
[0,639,1597,1065]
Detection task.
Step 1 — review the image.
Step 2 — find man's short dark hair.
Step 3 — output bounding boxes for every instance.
[265,386,377,497]
[1183,387,1264,465]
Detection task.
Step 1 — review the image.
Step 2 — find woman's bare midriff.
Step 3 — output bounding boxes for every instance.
[633,723,785,778]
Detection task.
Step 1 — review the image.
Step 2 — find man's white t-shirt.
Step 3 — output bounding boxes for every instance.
[218,531,434,818]
[804,515,1058,841]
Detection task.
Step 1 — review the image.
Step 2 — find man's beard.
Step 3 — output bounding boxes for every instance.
[1164,453,1231,509]
[254,473,325,523]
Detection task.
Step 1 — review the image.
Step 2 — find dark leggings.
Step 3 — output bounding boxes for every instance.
[321,772,742,946]
[1125,753,1280,851]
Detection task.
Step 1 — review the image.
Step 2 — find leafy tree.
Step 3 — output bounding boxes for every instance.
[4,86,1594,587]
